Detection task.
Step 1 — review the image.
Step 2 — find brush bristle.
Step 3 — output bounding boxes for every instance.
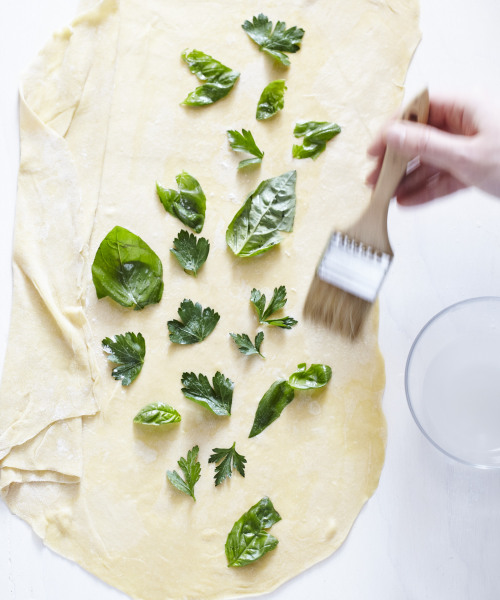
[303,273,371,338]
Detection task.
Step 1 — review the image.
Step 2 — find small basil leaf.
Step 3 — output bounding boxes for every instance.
[288,363,332,390]
[226,171,296,257]
[133,403,181,426]
[292,121,341,160]
[256,80,286,120]
[92,226,163,310]
[157,171,206,233]
[249,380,295,438]
[181,49,239,106]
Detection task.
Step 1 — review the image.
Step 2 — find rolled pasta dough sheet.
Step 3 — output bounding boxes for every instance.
[0,0,420,598]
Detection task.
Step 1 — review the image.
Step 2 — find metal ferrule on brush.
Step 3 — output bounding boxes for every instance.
[317,232,392,303]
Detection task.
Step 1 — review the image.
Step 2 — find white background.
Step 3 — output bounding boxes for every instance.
[2,1,500,599]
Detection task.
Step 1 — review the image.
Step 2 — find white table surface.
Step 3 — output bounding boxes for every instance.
[2,2,500,599]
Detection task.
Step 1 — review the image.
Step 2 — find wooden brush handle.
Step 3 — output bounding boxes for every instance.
[351,88,430,252]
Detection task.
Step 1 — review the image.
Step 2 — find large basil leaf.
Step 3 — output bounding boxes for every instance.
[249,380,295,438]
[92,226,163,310]
[157,171,206,233]
[181,49,240,106]
[226,170,296,257]
[225,496,281,567]
[288,363,332,390]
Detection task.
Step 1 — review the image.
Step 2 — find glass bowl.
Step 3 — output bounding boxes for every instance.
[405,297,500,468]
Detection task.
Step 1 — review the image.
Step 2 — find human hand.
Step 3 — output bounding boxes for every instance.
[366,94,500,205]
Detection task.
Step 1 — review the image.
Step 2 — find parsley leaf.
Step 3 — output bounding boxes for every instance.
[288,363,332,390]
[167,445,201,501]
[208,442,246,486]
[226,170,296,257]
[156,171,206,233]
[250,286,297,329]
[168,299,220,344]
[227,129,264,169]
[249,380,295,438]
[181,371,234,416]
[92,226,163,310]
[256,80,286,121]
[181,49,240,106]
[230,331,264,358]
[225,496,281,567]
[133,403,181,426]
[170,230,209,276]
[242,14,305,66]
[101,332,145,386]
[292,121,341,160]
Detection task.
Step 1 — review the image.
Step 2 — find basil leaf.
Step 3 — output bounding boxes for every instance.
[292,121,341,160]
[101,332,146,386]
[181,371,233,416]
[249,380,295,438]
[181,49,240,106]
[226,170,296,257]
[225,496,281,567]
[229,332,264,358]
[250,286,297,329]
[256,80,286,121]
[227,129,264,169]
[156,171,206,233]
[133,403,181,426]
[288,363,332,390]
[242,14,305,66]
[170,230,209,276]
[208,442,246,486]
[167,445,201,501]
[92,226,163,310]
[168,299,220,344]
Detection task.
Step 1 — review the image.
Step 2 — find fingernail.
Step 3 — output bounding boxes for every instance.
[386,123,406,149]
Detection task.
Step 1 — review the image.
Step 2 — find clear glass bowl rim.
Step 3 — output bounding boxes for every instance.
[405,296,500,469]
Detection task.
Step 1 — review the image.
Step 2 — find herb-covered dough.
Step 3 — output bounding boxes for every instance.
[0,1,419,599]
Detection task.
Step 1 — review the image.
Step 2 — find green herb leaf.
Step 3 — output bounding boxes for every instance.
[167,445,201,501]
[101,332,146,386]
[208,442,246,486]
[250,286,297,329]
[230,332,264,357]
[156,171,206,233]
[181,371,234,416]
[249,380,295,438]
[226,170,296,257]
[227,129,264,169]
[168,299,220,344]
[242,14,305,66]
[170,230,210,276]
[133,403,181,426]
[181,49,240,106]
[292,121,341,160]
[225,496,281,567]
[92,226,163,310]
[256,80,286,121]
[288,363,332,390]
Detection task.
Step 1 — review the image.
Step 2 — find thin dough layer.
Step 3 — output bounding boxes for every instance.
[0,1,420,599]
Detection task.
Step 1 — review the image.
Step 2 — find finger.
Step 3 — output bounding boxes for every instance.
[385,121,473,175]
[397,171,467,205]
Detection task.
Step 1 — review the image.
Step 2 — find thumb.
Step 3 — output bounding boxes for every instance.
[386,122,470,174]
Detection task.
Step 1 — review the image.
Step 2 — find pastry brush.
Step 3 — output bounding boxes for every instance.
[303,88,430,338]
